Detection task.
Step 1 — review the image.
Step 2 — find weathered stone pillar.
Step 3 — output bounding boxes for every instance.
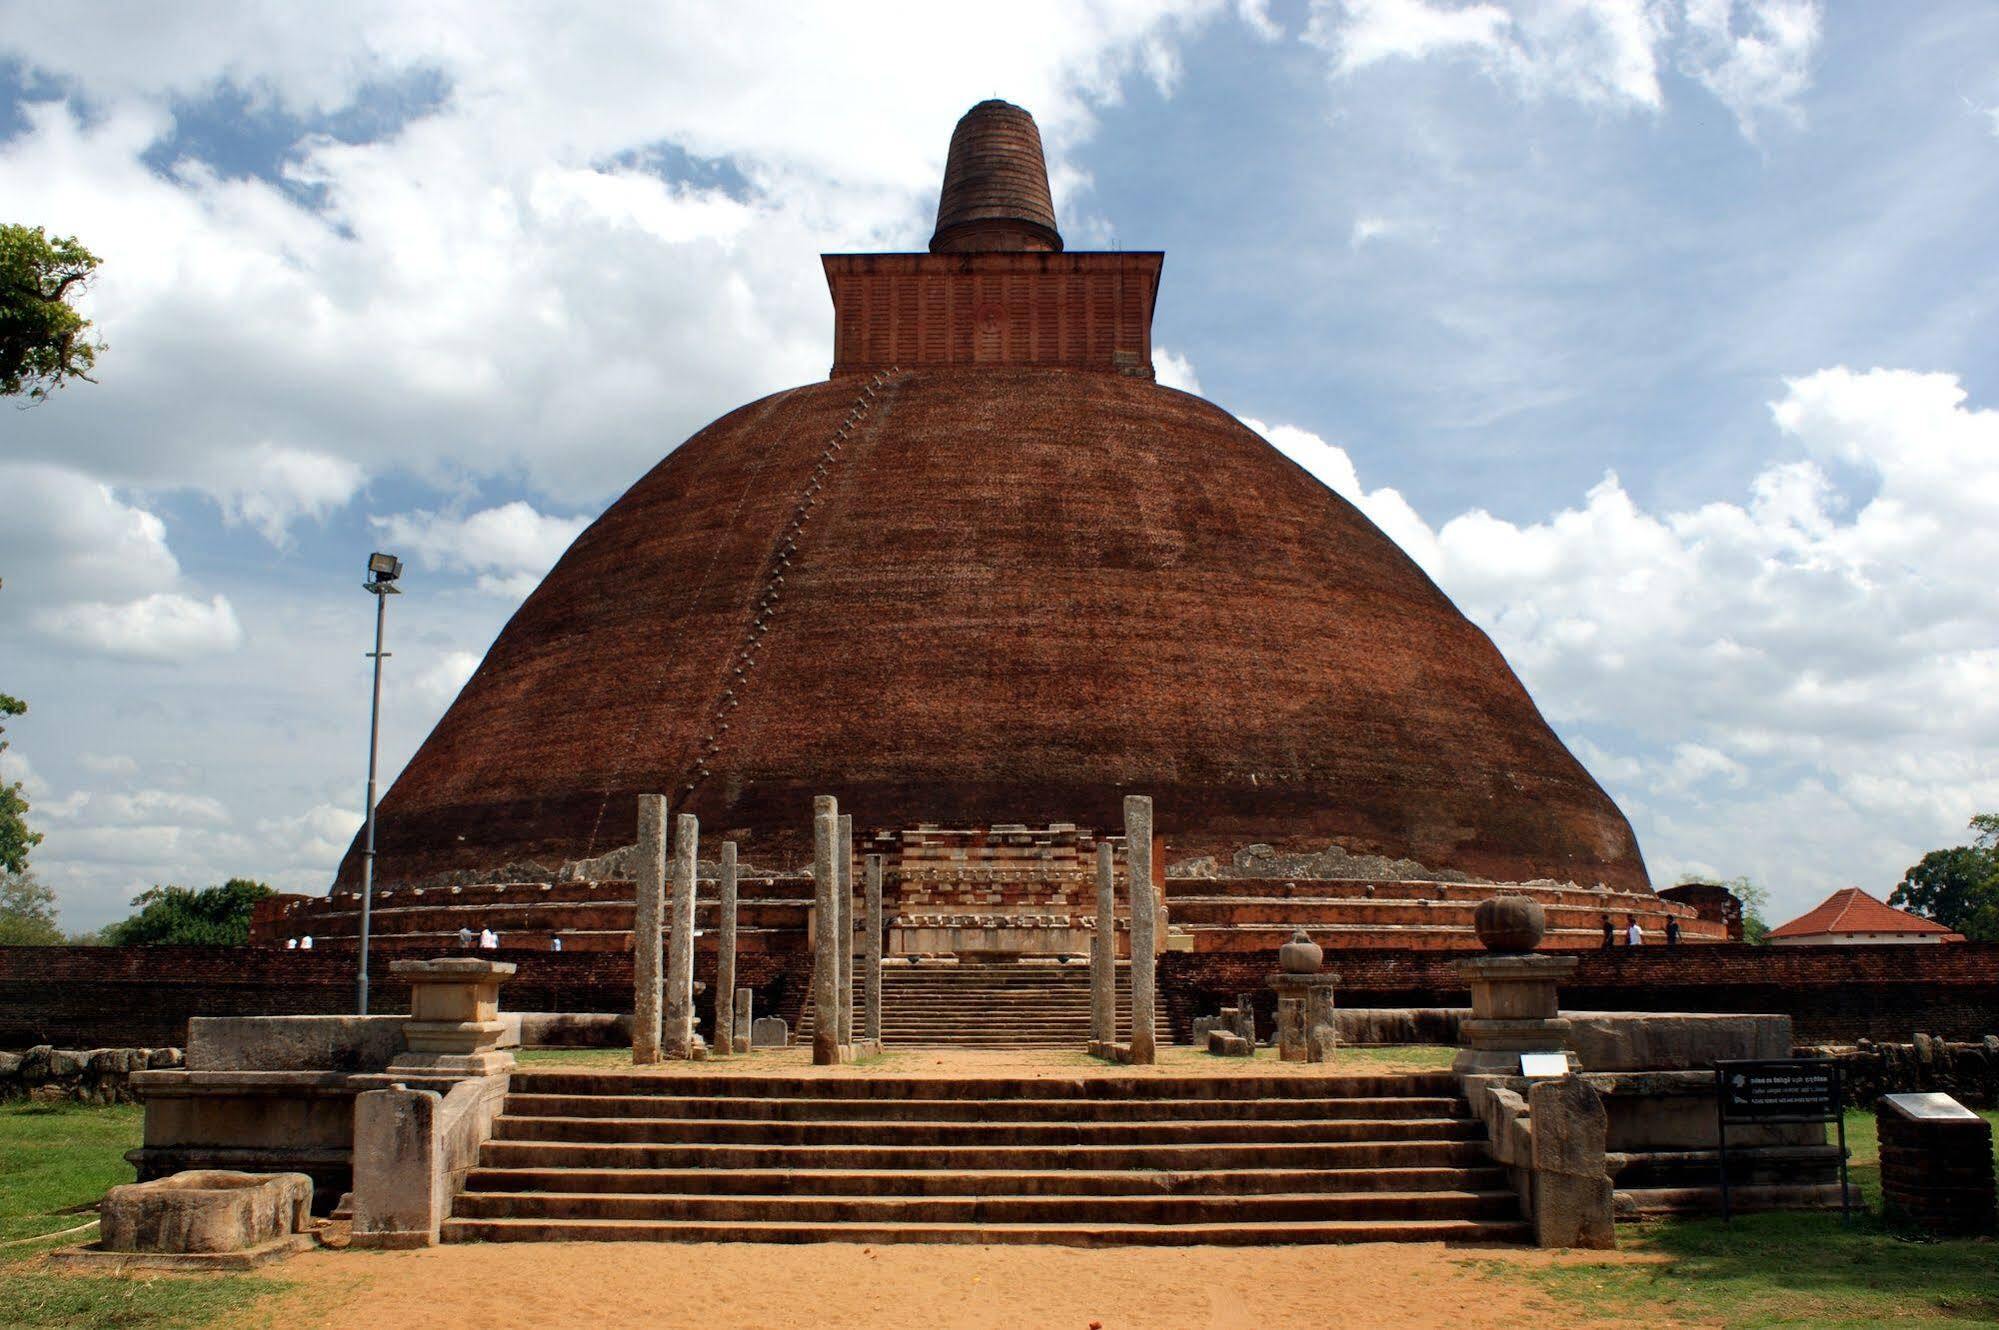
[663,812,699,1059]
[837,813,855,1047]
[864,853,884,1045]
[812,796,841,1065]
[632,794,667,1065]
[1125,795,1156,1065]
[713,841,739,1057]
[732,987,752,1055]
[1091,842,1115,1048]
[1529,1076,1615,1248]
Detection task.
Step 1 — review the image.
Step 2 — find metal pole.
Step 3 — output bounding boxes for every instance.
[357,587,388,1015]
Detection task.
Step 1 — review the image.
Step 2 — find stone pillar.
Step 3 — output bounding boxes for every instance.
[1529,1077,1615,1249]
[1091,842,1115,1048]
[713,841,739,1057]
[1125,795,1156,1065]
[732,987,753,1055]
[632,794,667,1065]
[1270,973,1341,1063]
[837,813,855,1047]
[1453,953,1578,1075]
[812,796,841,1065]
[663,812,700,1059]
[864,853,884,1045]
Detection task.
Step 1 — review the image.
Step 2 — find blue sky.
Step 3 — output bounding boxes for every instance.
[2,1,1996,930]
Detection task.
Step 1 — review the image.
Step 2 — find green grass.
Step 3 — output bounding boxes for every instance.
[1500,1107,1999,1330]
[0,1101,285,1330]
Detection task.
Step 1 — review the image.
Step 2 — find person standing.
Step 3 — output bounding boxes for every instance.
[1624,915,1642,947]
[1600,914,1615,949]
[1665,916,1680,947]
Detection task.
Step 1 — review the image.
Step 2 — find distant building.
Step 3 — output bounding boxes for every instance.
[1767,888,1963,946]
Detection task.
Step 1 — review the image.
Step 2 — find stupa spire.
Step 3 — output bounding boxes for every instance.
[929,99,1063,254]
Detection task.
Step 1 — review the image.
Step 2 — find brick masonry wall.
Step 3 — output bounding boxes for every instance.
[0,946,818,1049]
[1161,942,1999,1045]
[6,941,1993,1050]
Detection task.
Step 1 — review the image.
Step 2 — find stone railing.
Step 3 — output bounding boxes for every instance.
[1,1046,184,1104]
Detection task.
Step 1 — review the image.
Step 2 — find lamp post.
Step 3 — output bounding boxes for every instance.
[356,551,402,1015]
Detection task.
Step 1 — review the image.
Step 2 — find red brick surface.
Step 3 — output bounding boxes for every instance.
[7,941,1992,1050]
[333,365,1650,894]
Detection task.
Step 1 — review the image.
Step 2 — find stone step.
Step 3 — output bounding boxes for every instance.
[504,1070,1461,1099]
[475,1138,1493,1172]
[499,1093,1467,1122]
[439,1215,1530,1246]
[449,1188,1522,1225]
[490,1115,1486,1147]
[463,1164,1508,1198]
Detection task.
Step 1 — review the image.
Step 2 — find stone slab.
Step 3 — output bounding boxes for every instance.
[51,1229,319,1272]
[185,1016,405,1074]
[751,1015,790,1049]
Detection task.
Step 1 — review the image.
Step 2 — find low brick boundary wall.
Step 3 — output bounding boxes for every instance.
[4,941,1993,1049]
[1162,942,1999,1044]
[0,947,817,1049]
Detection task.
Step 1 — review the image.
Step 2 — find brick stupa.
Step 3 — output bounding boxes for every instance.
[335,100,1654,895]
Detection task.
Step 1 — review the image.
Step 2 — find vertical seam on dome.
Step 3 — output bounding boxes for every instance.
[677,368,906,810]
[577,394,803,858]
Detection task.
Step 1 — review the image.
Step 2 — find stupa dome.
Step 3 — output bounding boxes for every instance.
[336,102,1650,894]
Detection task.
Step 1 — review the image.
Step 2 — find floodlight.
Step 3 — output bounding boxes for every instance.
[367,552,403,581]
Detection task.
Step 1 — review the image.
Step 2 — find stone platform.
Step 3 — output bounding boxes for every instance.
[441,1065,1528,1246]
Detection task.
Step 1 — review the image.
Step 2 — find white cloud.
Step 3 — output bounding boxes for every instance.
[372,501,591,596]
[78,753,140,778]
[1153,347,1204,394]
[1246,366,1999,917]
[0,464,244,662]
[1307,0,1823,135]
[415,650,481,707]
[1680,0,1821,139]
[1311,0,1671,111]
[88,789,232,826]
[207,443,367,545]
[35,593,245,661]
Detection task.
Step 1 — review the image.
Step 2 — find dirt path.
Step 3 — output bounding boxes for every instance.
[258,1241,1646,1330]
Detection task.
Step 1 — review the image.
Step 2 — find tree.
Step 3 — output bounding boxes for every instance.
[0,870,62,946]
[101,878,276,946]
[1,223,103,402]
[1675,872,1772,944]
[1889,814,1999,943]
[0,686,40,875]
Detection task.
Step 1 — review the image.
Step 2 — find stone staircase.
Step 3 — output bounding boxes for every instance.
[444,1070,1527,1245]
[795,961,1175,1049]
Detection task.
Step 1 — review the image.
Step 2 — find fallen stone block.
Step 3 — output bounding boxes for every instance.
[751,1015,790,1048]
[100,1170,313,1255]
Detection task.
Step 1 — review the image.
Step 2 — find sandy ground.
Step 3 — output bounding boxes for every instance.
[516,1045,1456,1079]
[256,1240,1645,1330]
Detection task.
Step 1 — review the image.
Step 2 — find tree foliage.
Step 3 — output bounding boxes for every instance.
[1,223,103,402]
[1890,814,1999,943]
[1675,872,1772,944]
[0,870,62,946]
[101,878,276,946]
[0,687,40,876]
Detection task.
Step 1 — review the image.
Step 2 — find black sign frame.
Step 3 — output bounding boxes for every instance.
[1713,1057,1851,1222]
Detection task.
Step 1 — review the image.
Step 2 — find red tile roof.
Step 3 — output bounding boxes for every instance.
[1768,887,1956,939]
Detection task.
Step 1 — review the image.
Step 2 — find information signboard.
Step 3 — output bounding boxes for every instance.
[1718,1060,1840,1122]
[1713,1058,1850,1222]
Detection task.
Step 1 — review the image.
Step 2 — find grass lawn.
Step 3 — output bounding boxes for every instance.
[1505,1107,1999,1330]
[0,1101,285,1330]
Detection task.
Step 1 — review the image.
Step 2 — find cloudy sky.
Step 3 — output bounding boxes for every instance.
[3,1,1996,931]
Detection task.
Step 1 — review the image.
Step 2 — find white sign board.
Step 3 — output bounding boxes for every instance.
[1519,1052,1571,1078]
[1882,1091,1979,1121]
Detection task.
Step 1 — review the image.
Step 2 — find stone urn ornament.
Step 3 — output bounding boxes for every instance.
[1278,928,1324,974]
[1473,895,1546,954]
